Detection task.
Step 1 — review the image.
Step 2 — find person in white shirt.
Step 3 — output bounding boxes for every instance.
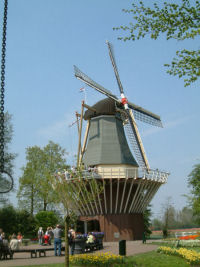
[10,234,19,251]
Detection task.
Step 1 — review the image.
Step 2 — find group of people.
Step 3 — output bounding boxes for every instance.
[38,224,66,256]
[0,228,24,258]
[55,165,99,181]
[37,226,53,245]
[1,225,97,258]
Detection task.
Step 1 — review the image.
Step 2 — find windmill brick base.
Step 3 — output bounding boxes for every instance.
[80,213,144,241]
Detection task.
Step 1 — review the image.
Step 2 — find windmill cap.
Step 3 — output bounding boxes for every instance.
[84,98,121,120]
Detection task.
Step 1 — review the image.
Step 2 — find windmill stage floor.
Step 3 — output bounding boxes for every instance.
[0,240,158,266]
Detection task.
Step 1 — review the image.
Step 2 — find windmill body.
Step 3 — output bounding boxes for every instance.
[70,42,169,241]
[83,98,138,168]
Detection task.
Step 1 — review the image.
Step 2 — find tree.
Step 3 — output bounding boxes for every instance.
[151,218,162,230]
[16,209,36,238]
[113,0,200,87]
[159,197,176,237]
[0,112,17,199]
[17,146,44,215]
[51,168,103,267]
[176,206,198,228]
[0,205,17,236]
[0,204,36,237]
[35,211,59,231]
[37,141,68,211]
[17,141,68,214]
[151,205,199,230]
[143,205,152,236]
[188,162,200,223]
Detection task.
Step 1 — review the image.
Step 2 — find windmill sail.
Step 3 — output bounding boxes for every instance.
[74,65,118,102]
[120,109,149,169]
[128,101,163,127]
[124,121,146,168]
[106,41,124,95]
[74,65,162,127]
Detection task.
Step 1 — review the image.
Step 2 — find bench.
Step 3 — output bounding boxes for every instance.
[12,247,65,258]
[0,248,54,260]
[85,240,103,252]
[12,248,50,258]
[8,248,48,259]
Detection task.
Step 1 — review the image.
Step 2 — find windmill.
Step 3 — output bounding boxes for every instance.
[74,41,162,170]
[71,42,169,241]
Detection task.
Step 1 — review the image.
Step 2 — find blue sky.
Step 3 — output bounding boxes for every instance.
[1,0,199,218]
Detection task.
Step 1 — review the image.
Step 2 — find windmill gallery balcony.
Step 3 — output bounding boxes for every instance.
[66,167,169,183]
[59,167,169,216]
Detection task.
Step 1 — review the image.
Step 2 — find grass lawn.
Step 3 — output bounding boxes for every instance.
[127,251,190,267]
[20,251,191,267]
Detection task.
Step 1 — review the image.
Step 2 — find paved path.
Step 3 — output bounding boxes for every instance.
[0,240,158,267]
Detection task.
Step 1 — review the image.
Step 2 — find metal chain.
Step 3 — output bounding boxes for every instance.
[0,0,8,172]
[0,0,13,194]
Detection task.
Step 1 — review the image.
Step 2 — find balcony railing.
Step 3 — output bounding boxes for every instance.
[62,167,169,184]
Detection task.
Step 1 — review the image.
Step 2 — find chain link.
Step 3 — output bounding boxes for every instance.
[0,0,8,172]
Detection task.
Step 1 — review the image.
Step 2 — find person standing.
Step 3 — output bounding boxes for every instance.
[68,227,76,255]
[38,227,44,245]
[1,232,12,259]
[53,224,63,256]
[0,228,3,241]
[142,231,146,244]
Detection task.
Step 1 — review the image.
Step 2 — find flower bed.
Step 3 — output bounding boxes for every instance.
[175,240,200,247]
[179,234,199,240]
[157,246,200,265]
[69,252,124,266]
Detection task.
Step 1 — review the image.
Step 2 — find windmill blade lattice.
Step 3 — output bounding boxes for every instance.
[124,122,146,168]
[120,111,146,168]
[132,108,163,127]
[74,64,162,128]
[106,41,124,95]
[74,65,118,102]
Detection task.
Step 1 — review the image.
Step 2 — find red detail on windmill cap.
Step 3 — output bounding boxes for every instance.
[121,97,128,105]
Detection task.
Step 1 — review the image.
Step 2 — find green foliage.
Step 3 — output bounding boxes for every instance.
[143,206,152,236]
[152,205,198,231]
[16,209,37,237]
[113,0,200,87]
[152,195,199,231]
[70,253,124,266]
[0,205,36,237]
[188,163,200,223]
[0,205,17,237]
[17,141,68,214]
[162,228,169,238]
[35,211,59,231]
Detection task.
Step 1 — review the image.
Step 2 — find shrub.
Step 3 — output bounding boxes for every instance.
[69,252,124,266]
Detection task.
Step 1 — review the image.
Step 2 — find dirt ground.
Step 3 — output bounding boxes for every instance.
[0,240,158,267]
